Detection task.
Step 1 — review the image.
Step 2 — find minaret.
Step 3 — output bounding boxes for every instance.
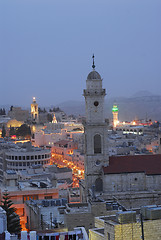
[31,97,39,122]
[83,55,109,199]
[112,103,119,129]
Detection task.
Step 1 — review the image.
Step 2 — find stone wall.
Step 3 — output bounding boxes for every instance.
[103,172,161,193]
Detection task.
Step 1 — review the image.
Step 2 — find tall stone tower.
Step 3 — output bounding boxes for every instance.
[112,103,119,129]
[83,56,109,199]
[31,97,39,122]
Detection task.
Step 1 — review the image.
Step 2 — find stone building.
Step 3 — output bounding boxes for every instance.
[80,58,161,209]
[8,107,29,122]
[82,58,109,200]
[4,144,51,171]
[89,206,161,240]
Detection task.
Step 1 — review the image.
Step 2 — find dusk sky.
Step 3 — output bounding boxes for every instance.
[0,0,161,107]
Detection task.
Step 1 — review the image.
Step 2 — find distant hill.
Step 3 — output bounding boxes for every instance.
[58,92,161,121]
[1,92,161,121]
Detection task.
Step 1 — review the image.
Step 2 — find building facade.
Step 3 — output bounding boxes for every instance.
[83,60,109,199]
[5,146,50,171]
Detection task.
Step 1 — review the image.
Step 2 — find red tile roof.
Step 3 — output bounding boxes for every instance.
[103,154,161,175]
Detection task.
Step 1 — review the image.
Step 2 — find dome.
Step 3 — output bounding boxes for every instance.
[87,70,101,80]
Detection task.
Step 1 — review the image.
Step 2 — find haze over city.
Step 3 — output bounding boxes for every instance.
[0,0,161,107]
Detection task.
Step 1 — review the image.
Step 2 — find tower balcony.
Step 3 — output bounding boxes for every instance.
[83,89,106,96]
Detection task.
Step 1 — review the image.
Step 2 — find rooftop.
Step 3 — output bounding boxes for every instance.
[103,154,161,175]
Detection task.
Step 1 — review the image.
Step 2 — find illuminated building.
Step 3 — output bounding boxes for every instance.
[112,103,119,129]
[31,97,39,122]
[6,119,23,128]
[0,178,59,231]
[52,113,57,123]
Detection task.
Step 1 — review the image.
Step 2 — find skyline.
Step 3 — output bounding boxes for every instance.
[0,0,161,107]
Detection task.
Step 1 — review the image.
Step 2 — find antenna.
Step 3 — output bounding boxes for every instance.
[92,54,95,70]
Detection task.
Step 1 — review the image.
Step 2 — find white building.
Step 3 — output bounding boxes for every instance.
[5,144,50,171]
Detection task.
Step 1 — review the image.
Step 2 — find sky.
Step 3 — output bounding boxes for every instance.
[0,0,161,107]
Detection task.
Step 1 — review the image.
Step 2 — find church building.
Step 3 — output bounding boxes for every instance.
[81,57,161,208]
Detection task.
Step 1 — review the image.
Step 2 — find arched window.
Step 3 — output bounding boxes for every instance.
[95,178,103,192]
[94,134,101,153]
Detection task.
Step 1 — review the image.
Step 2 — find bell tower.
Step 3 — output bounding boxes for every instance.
[31,97,39,123]
[83,55,109,198]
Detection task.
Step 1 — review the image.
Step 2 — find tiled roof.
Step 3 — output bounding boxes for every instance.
[103,154,161,175]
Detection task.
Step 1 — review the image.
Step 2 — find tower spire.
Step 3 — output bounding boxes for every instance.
[92,54,95,70]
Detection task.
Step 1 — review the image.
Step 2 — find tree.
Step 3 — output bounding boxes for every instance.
[9,126,16,137]
[47,113,53,122]
[16,124,31,138]
[0,192,21,234]
[0,108,6,115]
[2,125,6,138]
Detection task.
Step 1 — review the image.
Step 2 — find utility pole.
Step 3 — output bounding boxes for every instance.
[140,213,145,240]
[41,214,44,230]
[50,212,52,229]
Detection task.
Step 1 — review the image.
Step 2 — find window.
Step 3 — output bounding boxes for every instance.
[94,134,101,153]
[12,156,14,160]
[23,156,25,160]
[23,195,38,203]
[95,178,103,192]
[44,196,52,199]
[15,156,17,160]
[35,155,37,159]
[23,162,26,166]
[27,156,29,160]
[31,156,34,160]
[94,101,99,106]
[38,155,41,159]
[19,156,21,160]
[42,155,44,159]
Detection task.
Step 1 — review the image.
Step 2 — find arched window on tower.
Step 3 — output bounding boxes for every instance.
[94,134,102,154]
